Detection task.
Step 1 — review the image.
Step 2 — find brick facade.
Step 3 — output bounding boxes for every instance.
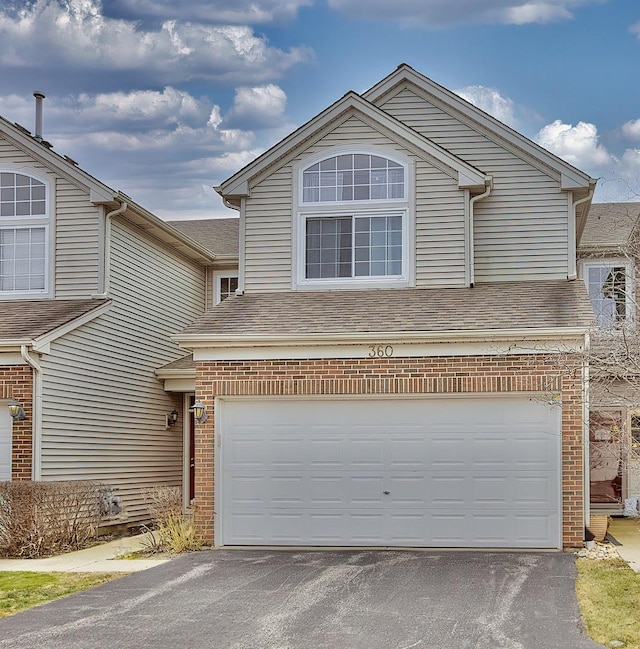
[0,365,33,480]
[194,354,585,548]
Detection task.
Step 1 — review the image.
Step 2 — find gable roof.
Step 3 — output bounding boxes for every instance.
[167,218,239,258]
[0,116,218,265]
[177,280,593,345]
[216,90,488,202]
[363,64,596,193]
[0,299,110,347]
[579,202,640,249]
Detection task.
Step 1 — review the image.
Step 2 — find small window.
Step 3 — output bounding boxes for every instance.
[0,171,49,296]
[216,275,238,304]
[583,262,631,329]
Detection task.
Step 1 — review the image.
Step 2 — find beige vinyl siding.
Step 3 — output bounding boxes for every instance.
[415,161,466,286]
[379,87,568,281]
[39,218,205,523]
[244,115,467,291]
[54,177,100,296]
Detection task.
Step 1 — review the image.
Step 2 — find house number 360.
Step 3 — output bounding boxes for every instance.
[368,344,394,358]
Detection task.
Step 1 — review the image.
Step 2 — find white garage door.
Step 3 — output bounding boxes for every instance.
[218,396,561,548]
[0,404,12,481]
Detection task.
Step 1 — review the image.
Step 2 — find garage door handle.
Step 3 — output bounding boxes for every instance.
[383,491,390,495]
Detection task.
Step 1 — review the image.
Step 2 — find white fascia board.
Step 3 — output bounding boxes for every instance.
[154,368,196,380]
[90,188,118,204]
[363,66,592,190]
[31,300,112,353]
[0,341,31,351]
[177,327,588,348]
[217,92,487,198]
[0,352,28,365]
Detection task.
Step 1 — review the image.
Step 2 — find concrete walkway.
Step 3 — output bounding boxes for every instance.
[0,532,170,573]
[607,516,640,572]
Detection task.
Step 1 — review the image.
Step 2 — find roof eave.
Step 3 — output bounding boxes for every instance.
[175,327,589,349]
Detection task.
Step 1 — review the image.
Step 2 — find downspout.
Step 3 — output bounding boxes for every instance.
[222,197,244,295]
[468,177,493,288]
[583,331,591,532]
[569,185,595,281]
[21,345,43,480]
[93,201,127,298]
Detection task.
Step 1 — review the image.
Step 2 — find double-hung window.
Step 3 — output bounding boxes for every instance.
[0,171,50,296]
[582,260,632,329]
[296,151,411,288]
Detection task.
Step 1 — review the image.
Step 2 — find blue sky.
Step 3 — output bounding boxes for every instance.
[0,0,638,219]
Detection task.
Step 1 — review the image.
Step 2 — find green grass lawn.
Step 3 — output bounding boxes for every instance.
[0,572,119,618]
[576,558,640,648]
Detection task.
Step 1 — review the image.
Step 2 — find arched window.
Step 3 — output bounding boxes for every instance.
[302,153,404,203]
[296,150,411,288]
[0,171,49,294]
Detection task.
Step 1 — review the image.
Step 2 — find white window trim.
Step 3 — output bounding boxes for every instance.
[214,271,239,305]
[292,146,415,291]
[0,167,54,299]
[580,258,634,328]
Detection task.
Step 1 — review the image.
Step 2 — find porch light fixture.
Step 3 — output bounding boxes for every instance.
[8,400,26,421]
[191,401,207,424]
[166,409,179,428]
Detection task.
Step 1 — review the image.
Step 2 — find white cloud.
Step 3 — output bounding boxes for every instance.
[103,0,312,25]
[455,86,518,128]
[0,0,312,84]
[631,21,640,38]
[534,119,614,169]
[621,119,640,141]
[0,84,296,219]
[224,85,287,129]
[327,0,602,27]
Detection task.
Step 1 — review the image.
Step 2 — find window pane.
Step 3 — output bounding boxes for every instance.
[302,155,404,203]
[0,226,46,293]
[306,217,352,279]
[320,187,336,202]
[586,265,627,328]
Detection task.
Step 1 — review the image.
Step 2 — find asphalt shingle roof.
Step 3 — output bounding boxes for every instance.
[167,218,239,257]
[0,299,110,341]
[180,280,594,337]
[581,203,640,248]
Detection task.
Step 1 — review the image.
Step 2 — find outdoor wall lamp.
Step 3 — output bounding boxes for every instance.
[166,409,179,428]
[7,400,26,421]
[191,401,207,424]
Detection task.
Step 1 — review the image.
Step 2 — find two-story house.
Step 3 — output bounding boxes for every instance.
[175,64,597,550]
[578,202,640,514]
[0,109,238,523]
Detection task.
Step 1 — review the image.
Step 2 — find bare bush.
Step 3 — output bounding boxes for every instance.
[141,486,203,554]
[0,481,108,558]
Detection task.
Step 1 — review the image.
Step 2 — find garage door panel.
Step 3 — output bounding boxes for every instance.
[220,397,561,548]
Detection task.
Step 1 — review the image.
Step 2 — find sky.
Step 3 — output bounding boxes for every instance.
[0,0,639,220]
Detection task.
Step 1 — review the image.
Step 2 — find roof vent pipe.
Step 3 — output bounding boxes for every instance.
[33,91,45,142]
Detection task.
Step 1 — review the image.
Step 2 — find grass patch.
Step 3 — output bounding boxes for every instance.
[576,558,640,648]
[0,572,119,618]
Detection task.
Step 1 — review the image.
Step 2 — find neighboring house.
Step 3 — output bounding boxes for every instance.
[175,64,597,550]
[0,108,238,523]
[577,202,640,513]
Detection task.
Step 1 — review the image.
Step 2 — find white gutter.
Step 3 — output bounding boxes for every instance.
[21,345,43,480]
[93,201,127,298]
[570,184,595,280]
[468,178,492,287]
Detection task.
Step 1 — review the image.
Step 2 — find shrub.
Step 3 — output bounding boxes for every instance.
[0,481,108,558]
[142,486,203,554]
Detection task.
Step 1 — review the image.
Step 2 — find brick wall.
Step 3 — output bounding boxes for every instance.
[194,354,585,548]
[0,365,33,480]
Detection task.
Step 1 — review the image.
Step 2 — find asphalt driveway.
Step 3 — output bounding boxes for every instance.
[0,550,604,649]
